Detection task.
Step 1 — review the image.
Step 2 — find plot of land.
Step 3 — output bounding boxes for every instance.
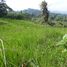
[0,18,67,67]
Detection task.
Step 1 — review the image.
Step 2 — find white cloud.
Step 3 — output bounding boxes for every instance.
[6,0,42,11]
[47,0,67,12]
[6,0,67,12]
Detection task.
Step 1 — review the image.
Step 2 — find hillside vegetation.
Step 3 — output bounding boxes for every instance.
[0,18,67,67]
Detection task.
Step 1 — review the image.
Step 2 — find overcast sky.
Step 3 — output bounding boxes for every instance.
[6,0,67,12]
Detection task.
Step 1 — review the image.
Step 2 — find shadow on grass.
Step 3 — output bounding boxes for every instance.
[0,21,8,25]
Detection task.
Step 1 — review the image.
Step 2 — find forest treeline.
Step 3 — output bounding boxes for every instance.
[0,0,67,27]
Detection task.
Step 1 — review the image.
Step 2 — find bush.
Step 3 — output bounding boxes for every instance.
[5,12,32,20]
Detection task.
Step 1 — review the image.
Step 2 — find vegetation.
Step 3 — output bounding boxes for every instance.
[0,0,13,18]
[0,3,7,17]
[0,0,67,67]
[40,0,49,23]
[5,11,32,20]
[0,18,67,67]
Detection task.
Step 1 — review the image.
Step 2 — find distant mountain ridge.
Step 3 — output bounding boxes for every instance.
[23,8,41,16]
[23,8,67,17]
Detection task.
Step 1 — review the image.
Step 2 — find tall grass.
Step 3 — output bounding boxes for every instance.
[0,18,67,67]
[0,39,6,67]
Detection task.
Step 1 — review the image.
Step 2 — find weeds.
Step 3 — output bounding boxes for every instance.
[0,39,6,67]
[0,18,67,67]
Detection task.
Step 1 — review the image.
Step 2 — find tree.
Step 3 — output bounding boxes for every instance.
[0,3,7,17]
[40,0,49,23]
[0,0,13,17]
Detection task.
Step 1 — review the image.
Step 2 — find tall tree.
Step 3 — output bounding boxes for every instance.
[40,0,49,23]
[0,2,7,17]
[0,0,13,17]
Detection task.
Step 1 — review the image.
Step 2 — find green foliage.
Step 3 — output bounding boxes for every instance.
[0,18,67,67]
[56,34,67,49]
[0,3,7,17]
[40,0,49,22]
[5,11,32,20]
[49,13,67,22]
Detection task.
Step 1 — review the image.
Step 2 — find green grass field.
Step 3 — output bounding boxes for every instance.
[0,18,67,67]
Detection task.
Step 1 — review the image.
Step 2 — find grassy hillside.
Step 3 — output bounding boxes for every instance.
[0,18,67,67]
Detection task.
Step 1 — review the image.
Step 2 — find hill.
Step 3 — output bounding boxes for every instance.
[23,8,41,16]
[23,8,67,16]
[22,8,67,22]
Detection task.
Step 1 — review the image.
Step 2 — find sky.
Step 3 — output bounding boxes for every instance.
[6,0,67,12]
